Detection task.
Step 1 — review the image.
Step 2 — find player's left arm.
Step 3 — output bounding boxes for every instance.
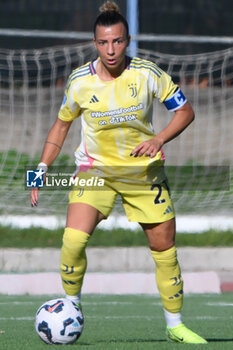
[131,101,194,158]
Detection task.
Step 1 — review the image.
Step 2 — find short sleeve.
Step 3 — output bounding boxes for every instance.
[58,77,81,121]
[152,68,177,102]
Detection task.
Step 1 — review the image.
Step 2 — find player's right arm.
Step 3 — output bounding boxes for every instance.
[30,118,72,207]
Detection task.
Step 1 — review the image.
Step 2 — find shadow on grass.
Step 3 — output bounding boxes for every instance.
[78,338,167,346]
[206,338,233,342]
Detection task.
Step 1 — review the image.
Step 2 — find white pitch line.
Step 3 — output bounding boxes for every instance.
[185,315,233,320]
[88,315,160,320]
[206,302,233,307]
[0,301,133,304]
[0,301,35,305]
[0,317,34,321]
[0,316,158,321]
[82,301,133,306]
[83,301,162,306]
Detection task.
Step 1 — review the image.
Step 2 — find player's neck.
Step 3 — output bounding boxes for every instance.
[96,58,126,81]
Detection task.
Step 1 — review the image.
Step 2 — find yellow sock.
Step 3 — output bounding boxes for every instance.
[151,246,183,313]
[60,227,90,296]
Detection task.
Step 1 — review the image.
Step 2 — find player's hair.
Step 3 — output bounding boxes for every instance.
[94,1,129,37]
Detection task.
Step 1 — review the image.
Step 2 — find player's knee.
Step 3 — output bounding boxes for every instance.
[62,227,90,257]
[149,239,174,252]
[143,218,176,252]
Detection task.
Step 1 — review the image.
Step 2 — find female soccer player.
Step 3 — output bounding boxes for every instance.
[31,1,207,344]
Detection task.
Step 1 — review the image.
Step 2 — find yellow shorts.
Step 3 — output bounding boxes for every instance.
[68,172,175,224]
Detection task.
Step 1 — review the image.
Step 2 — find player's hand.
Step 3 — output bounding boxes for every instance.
[130,136,164,158]
[31,187,39,207]
[30,171,47,207]
[30,163,47,207]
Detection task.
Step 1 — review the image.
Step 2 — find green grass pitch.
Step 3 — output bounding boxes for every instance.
[0,293,233,349]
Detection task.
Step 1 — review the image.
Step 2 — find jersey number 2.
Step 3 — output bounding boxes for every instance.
[151,180,170,205]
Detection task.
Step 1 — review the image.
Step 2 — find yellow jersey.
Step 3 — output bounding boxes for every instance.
[58,56,187,183]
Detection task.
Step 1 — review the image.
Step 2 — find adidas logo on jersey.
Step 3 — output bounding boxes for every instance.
[163,205,173,215]
[89,95,99,103]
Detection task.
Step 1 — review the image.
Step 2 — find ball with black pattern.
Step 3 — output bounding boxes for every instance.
[35,298,84,344]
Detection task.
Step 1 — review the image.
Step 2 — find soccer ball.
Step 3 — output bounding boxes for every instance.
[35,298,84,344]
